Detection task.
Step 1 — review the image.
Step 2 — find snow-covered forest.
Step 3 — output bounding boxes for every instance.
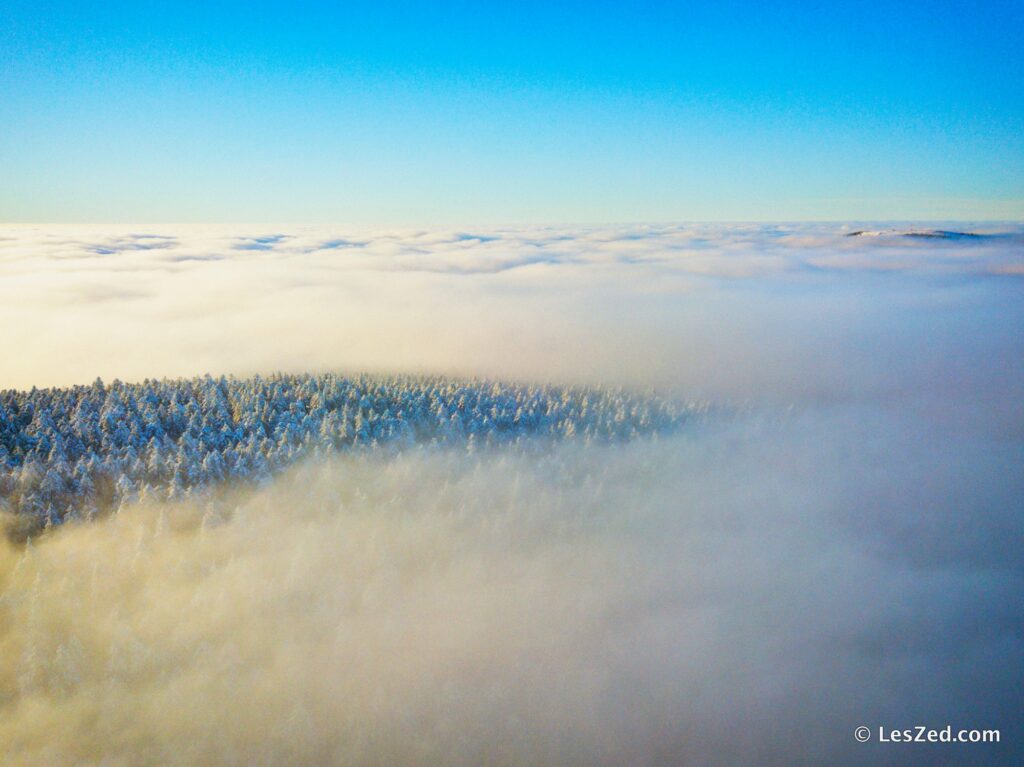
[0,373,690,532]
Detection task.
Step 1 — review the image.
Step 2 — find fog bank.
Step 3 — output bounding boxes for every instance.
[1,407,1021,766]
[1,222,1022,765]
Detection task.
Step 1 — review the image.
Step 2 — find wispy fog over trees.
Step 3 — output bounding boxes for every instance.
[0,374,690,531]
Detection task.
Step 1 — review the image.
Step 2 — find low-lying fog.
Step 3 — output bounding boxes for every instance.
[1,223,1022,765]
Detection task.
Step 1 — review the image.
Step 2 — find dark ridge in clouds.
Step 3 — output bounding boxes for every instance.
[845,229,988,239]
[318,238,368,250]
[233,234,294,250]
[160,254,226,263]
[42,236,181,260]
[451,232,501,243]
[85,235,181,255]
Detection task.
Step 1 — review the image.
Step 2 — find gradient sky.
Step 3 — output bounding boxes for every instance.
[2,0,1022,223]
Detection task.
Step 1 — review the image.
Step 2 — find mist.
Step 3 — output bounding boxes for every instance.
[2,412,1020,766]
[1,223,1022,765]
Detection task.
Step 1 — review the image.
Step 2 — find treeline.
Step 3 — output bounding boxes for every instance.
[0,373,690,528]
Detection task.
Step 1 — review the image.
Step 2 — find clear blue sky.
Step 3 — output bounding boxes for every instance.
[2,0,1022,223]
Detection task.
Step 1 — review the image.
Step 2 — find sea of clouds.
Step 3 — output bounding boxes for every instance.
[0,223,1022,765]
[1,222,1022,401]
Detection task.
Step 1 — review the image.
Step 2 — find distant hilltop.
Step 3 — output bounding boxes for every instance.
[845,229,983,239]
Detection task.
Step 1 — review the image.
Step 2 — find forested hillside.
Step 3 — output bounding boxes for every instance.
[0,373,690,530]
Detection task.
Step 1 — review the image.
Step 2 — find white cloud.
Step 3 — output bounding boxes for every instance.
[1,223,1022,402]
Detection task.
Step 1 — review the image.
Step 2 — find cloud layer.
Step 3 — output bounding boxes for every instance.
[2,223,1022,403]
[0,223,1022,765]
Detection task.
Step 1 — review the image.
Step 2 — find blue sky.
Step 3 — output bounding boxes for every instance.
[2,0,1022,223]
